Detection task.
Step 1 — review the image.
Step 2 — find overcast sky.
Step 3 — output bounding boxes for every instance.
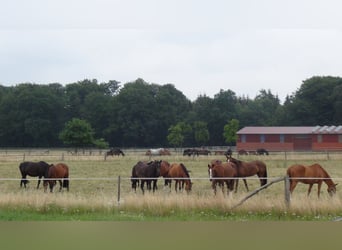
[1,0,342,102]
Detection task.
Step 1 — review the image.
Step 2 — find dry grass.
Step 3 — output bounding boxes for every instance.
[0,149,342,220]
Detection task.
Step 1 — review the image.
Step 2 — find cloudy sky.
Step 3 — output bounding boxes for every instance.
[1,0,342,102]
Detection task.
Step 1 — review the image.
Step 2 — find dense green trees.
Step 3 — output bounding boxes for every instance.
[0,76,341,148]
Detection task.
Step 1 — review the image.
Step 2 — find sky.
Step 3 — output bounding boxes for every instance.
[1,0,342,102]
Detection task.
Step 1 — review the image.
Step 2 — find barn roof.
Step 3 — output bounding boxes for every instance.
[237,126,342,134]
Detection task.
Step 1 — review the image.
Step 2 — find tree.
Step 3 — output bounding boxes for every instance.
[223,119,239,145]
[167,124,184,148]
[59,118,95,150]
[193,121,209,146]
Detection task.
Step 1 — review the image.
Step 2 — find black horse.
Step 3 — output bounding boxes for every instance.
[19,161,51,188]
[105,148,125,158]
[131,160,162,194]
[256,148,269,155]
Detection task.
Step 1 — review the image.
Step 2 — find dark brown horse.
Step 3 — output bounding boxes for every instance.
[19,161,51,188]
[286,164,337,197]
[168,163,192,193]
[105,148,125,158]
[227,156,268,191]
[208,160,237,195]
[43,163,69,193]
[131,160,162,194]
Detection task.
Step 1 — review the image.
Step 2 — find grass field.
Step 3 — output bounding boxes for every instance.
[1,149,342,221]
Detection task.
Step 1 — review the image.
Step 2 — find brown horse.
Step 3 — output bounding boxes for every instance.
[286,164,337,197]
[168,163,192,193]
[43,163,69,193]
[208,160,237,195]
[227,156,268,191]
[160,160,171,186]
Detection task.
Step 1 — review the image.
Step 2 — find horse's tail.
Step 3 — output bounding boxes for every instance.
[258,161,268,186]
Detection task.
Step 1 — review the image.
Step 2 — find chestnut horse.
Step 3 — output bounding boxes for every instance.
[208,160,237,195]
[168,163,192,193]
[286,164,337,197]
[227,156,268,191]
[160,160,171,187]
[43,163,69,193]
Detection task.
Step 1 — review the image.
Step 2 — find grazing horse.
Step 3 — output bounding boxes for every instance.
[43,163,69,193]
[256,148,269,155]
[183,148,198,157]
[19,161,51,188]
[208,160,237,196]
[227,156,268,191]
[145,148,171,156]
[238,149,248,155]
[168,163,192,193]
[159,160,171,186]
[105,148,125,157]
[131,160,162,194]
[286,164,337,197]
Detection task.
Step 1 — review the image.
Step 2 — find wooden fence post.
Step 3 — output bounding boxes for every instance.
[284,175,291,209]
[117,175,121,205]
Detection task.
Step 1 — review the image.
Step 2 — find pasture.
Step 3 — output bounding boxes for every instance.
[0,149,342,221]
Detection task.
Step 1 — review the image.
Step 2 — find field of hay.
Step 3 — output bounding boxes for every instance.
[0,149,342,221]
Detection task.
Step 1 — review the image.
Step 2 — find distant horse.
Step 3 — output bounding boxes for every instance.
[183,148,198,157]
[256,148,269,155]
[145,148,171,156]
[227,156,268,191]
[208,160,237,195]
[19,161,51,188]
[105,148,125,158]
[131,160,162,194]
[286,164,337,197]
[238,149,248,155]
[43,163,69,193]
[168,163,192,193]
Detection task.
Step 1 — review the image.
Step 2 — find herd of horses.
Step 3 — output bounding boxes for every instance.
[18,148,338,198]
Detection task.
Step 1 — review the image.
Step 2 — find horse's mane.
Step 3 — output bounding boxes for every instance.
[313,164,331,178]
[229,157,241,165]
[180,163,190,178]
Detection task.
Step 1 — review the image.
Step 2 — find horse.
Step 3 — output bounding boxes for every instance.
[168,163,192,193]
[227,156,268,191]
[286,164,337,197]
[196,149,211,155]
[131,160,162,194]
[19,161,51,188]
[256,148,269,155]
[160,160,171,186]
[43,163,69,193]
[208,160,237,196]
[183,148,198,157]
[145,148,171,156]
[238,149,248,155]
[105,148,125,157]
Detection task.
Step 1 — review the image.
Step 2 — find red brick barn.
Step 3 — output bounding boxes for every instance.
[236,126,342,152]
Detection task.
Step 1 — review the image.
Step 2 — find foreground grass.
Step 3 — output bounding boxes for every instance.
[1,191,342,221]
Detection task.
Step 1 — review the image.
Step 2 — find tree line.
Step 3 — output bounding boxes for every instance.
[0,76,341,148]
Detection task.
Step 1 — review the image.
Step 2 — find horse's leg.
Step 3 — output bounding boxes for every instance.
[212,180,217,195]
[234,179,239,193]
[140,180,145,194]
[317,182,322,198]
[20,174,27,188]
[58,180,63,192]
[37,176,42,189]
[243,178,249,191]
[289,180,297,194]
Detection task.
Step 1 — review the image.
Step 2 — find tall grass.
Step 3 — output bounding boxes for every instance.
[0,150,342,220]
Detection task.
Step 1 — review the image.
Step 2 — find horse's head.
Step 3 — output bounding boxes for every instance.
[328,183,338,196]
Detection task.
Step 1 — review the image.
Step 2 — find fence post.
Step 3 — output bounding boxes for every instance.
[23,153,25,162]
[117,175,121,205]
[284,175,291,209]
